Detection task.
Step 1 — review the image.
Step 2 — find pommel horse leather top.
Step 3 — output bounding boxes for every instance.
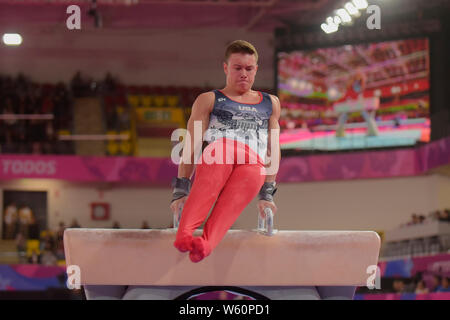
[64,228,380,287]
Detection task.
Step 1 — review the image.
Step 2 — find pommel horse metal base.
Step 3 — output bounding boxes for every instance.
[64,225,380,300]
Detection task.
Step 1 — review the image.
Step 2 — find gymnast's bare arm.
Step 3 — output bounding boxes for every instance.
[257,94,281,216]
[170,92,214,215]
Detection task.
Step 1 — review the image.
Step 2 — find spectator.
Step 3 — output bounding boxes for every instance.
[15,231,26,263]
[26,216,41,264]
[403,279,416,293]
[411,214,419,225]
[117,105,130,131]
[392,279,405,294]
[30,251,40,264]
[18,205,33,238]
[3,202,18,239]
[71,71,97,97]
[430,275,442,292]
[70,219,81,228]
[141,220,150,229]
[71,71,84,97]
[1,130,16,153]
[40,230,55,252]
[415,280,429,294]
[102,72,117,93]
[436,277,450,292]
[439,210,449,222]
[56,221,66,242]
[55,222,66,260]
[112,221,121,229]
[431,210,441,221]
[55,242,65,261]
[418,215,425,224]
[40,240,58,266]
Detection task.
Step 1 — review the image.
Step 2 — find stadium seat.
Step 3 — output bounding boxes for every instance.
[127,95,140,108]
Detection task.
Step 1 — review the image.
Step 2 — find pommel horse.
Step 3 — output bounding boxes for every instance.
[64,208,380,300]
[334,96,380,137]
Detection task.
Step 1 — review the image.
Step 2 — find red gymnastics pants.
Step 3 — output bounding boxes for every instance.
[174,137,266,263]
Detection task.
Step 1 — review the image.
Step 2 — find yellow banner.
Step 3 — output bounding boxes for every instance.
[136,107,184,125]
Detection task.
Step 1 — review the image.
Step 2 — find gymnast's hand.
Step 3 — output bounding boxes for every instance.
[170,196,187,216]
[257,200,277,218]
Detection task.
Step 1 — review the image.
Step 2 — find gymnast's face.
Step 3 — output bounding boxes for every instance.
[224,53,258,93]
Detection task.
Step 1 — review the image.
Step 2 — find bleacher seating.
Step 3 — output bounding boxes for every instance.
[0,74,75,155]
[381,216,450,258]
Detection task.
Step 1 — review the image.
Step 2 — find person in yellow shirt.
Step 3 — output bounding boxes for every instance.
[26,215,41,263]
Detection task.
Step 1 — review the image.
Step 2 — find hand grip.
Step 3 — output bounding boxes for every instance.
[257,207,276,236]
[173,205,182,229]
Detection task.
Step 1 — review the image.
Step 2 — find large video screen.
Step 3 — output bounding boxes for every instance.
[277,37,430,152]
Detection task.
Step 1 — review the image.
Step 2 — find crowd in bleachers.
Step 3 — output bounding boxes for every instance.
[3,202,64,265]
[367,208,450,296]
[0,73,74,154]
[400,209,450,228]
[12,220,156,266]
[356,272,450,295]
[381,208,450,259]
[390,274,450,294]
[1,71,274,157]
[3,199,156,265]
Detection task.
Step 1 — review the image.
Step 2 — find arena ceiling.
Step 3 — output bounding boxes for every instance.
[0,0,447,33]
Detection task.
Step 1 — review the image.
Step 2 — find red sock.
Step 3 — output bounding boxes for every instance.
[189,237,211,263]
